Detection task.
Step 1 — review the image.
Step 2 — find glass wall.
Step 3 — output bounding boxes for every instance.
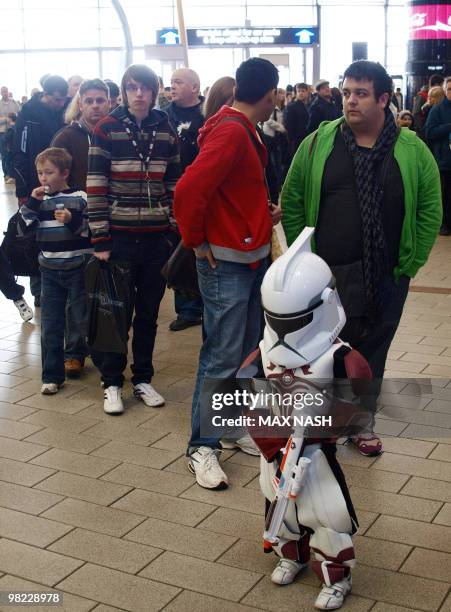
[0,0,408,99]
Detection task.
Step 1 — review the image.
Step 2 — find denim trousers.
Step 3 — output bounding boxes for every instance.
[40,266,88,384]
[174,290,203,322]
[188,257,268,450]
[99,231,177,388]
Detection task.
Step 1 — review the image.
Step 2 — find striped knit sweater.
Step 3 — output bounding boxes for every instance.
[20,189,92,270]
[87,105,181,252]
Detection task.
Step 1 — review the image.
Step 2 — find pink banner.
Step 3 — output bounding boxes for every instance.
[410,4,451,39]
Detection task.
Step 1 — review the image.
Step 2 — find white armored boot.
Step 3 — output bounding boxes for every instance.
[315,575,352,610]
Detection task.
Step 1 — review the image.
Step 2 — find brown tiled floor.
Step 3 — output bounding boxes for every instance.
[0,181,450,611]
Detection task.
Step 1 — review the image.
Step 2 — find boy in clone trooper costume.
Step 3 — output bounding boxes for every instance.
[244,227,372,610]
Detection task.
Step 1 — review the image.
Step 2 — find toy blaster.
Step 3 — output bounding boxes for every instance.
[263,434,311,547]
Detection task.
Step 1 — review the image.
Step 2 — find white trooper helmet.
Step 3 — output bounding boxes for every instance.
[261,227,346,369]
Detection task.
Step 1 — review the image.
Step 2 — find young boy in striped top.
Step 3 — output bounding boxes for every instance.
[20,147,92,394]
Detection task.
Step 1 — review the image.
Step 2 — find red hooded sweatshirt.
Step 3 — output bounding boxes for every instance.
[174,105,272,264]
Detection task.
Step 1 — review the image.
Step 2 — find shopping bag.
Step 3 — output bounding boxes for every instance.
[85,257,131,354]
[161,241,200,299]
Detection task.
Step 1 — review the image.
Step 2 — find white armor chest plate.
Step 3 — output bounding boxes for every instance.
[260,339,348,381]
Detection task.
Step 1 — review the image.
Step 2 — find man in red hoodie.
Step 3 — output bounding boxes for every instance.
[174,58,281,489]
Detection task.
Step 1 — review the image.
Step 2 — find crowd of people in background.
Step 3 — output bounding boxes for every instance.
[0,60,444,461]
[0,59,444,609]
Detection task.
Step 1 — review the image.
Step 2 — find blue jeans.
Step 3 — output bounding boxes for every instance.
[174,290,203,322]
[65,299,90,361]
[40,266,88,384]
[99,231,177,388]
[189,257,268,450]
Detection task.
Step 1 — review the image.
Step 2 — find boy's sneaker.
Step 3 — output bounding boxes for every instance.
[315,576,352,610]
[14,298,33,322]
[221,434,260,456]
[188,446,229,490]
[64,359,84,379]
[103,386,124,415]
[133,383,165,407]
[41,383,63,395]
[271,559,308,585]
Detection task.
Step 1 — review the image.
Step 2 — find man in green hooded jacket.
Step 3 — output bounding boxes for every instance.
[282,61,442,456]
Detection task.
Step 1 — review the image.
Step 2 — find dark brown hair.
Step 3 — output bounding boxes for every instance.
[121,64,159,108]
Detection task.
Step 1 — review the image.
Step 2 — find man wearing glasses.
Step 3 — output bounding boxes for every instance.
[87,65,181,415]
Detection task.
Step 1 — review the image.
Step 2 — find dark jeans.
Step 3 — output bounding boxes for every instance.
[99,231,176,388]
[340,274,410,387]
[440,170,451,230]
[30,274,41,298]
[0,249,24,301]
[174,290,203,322]
[40,266,87,385]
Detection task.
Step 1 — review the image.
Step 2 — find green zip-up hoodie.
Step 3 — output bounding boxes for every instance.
[281,117,442,281]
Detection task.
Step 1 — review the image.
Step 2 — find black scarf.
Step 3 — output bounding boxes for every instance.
[341,111,398,317]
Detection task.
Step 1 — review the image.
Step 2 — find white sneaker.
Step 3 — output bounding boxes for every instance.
[41,383,62,395]
[271,558,308,585]
[133,383,165,407]
[221,434,260,456]
[188,446,229,490]
[103,386,124,415]
[315,576,352,610]
[14,298,33,322]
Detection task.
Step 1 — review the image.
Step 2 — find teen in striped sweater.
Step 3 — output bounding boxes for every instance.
[20,147,92,395]
[87,64,181,415]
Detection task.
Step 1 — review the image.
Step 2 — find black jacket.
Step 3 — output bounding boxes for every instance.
[425,97,451,171]
[13,94,65,198]
[283,100,309,156]
[306,96,341,134]
[166,100,205,172]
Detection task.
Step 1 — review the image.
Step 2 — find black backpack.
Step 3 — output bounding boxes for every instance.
[1,211,39,276]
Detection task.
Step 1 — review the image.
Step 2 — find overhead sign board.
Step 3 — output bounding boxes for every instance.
[156,27,319,47]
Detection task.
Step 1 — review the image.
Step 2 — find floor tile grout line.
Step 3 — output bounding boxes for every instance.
[437,593,451,612]
[106,486,139,510]
[42,525,79,550]
[0,570,97,604]
[211,536,241,563]
[35,494,70,517]
[429,501,447,524]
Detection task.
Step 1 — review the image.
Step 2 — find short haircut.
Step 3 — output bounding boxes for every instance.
[296,82,309,91]
[35,147,72,173]
[343,60,393,105]
[429,73,444,88]
[42,75,68,97]
[235,58,279,104]
[79,79,109,98]
[7,112,17,122]
[104,79,120,98]
[121,64,159,107]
